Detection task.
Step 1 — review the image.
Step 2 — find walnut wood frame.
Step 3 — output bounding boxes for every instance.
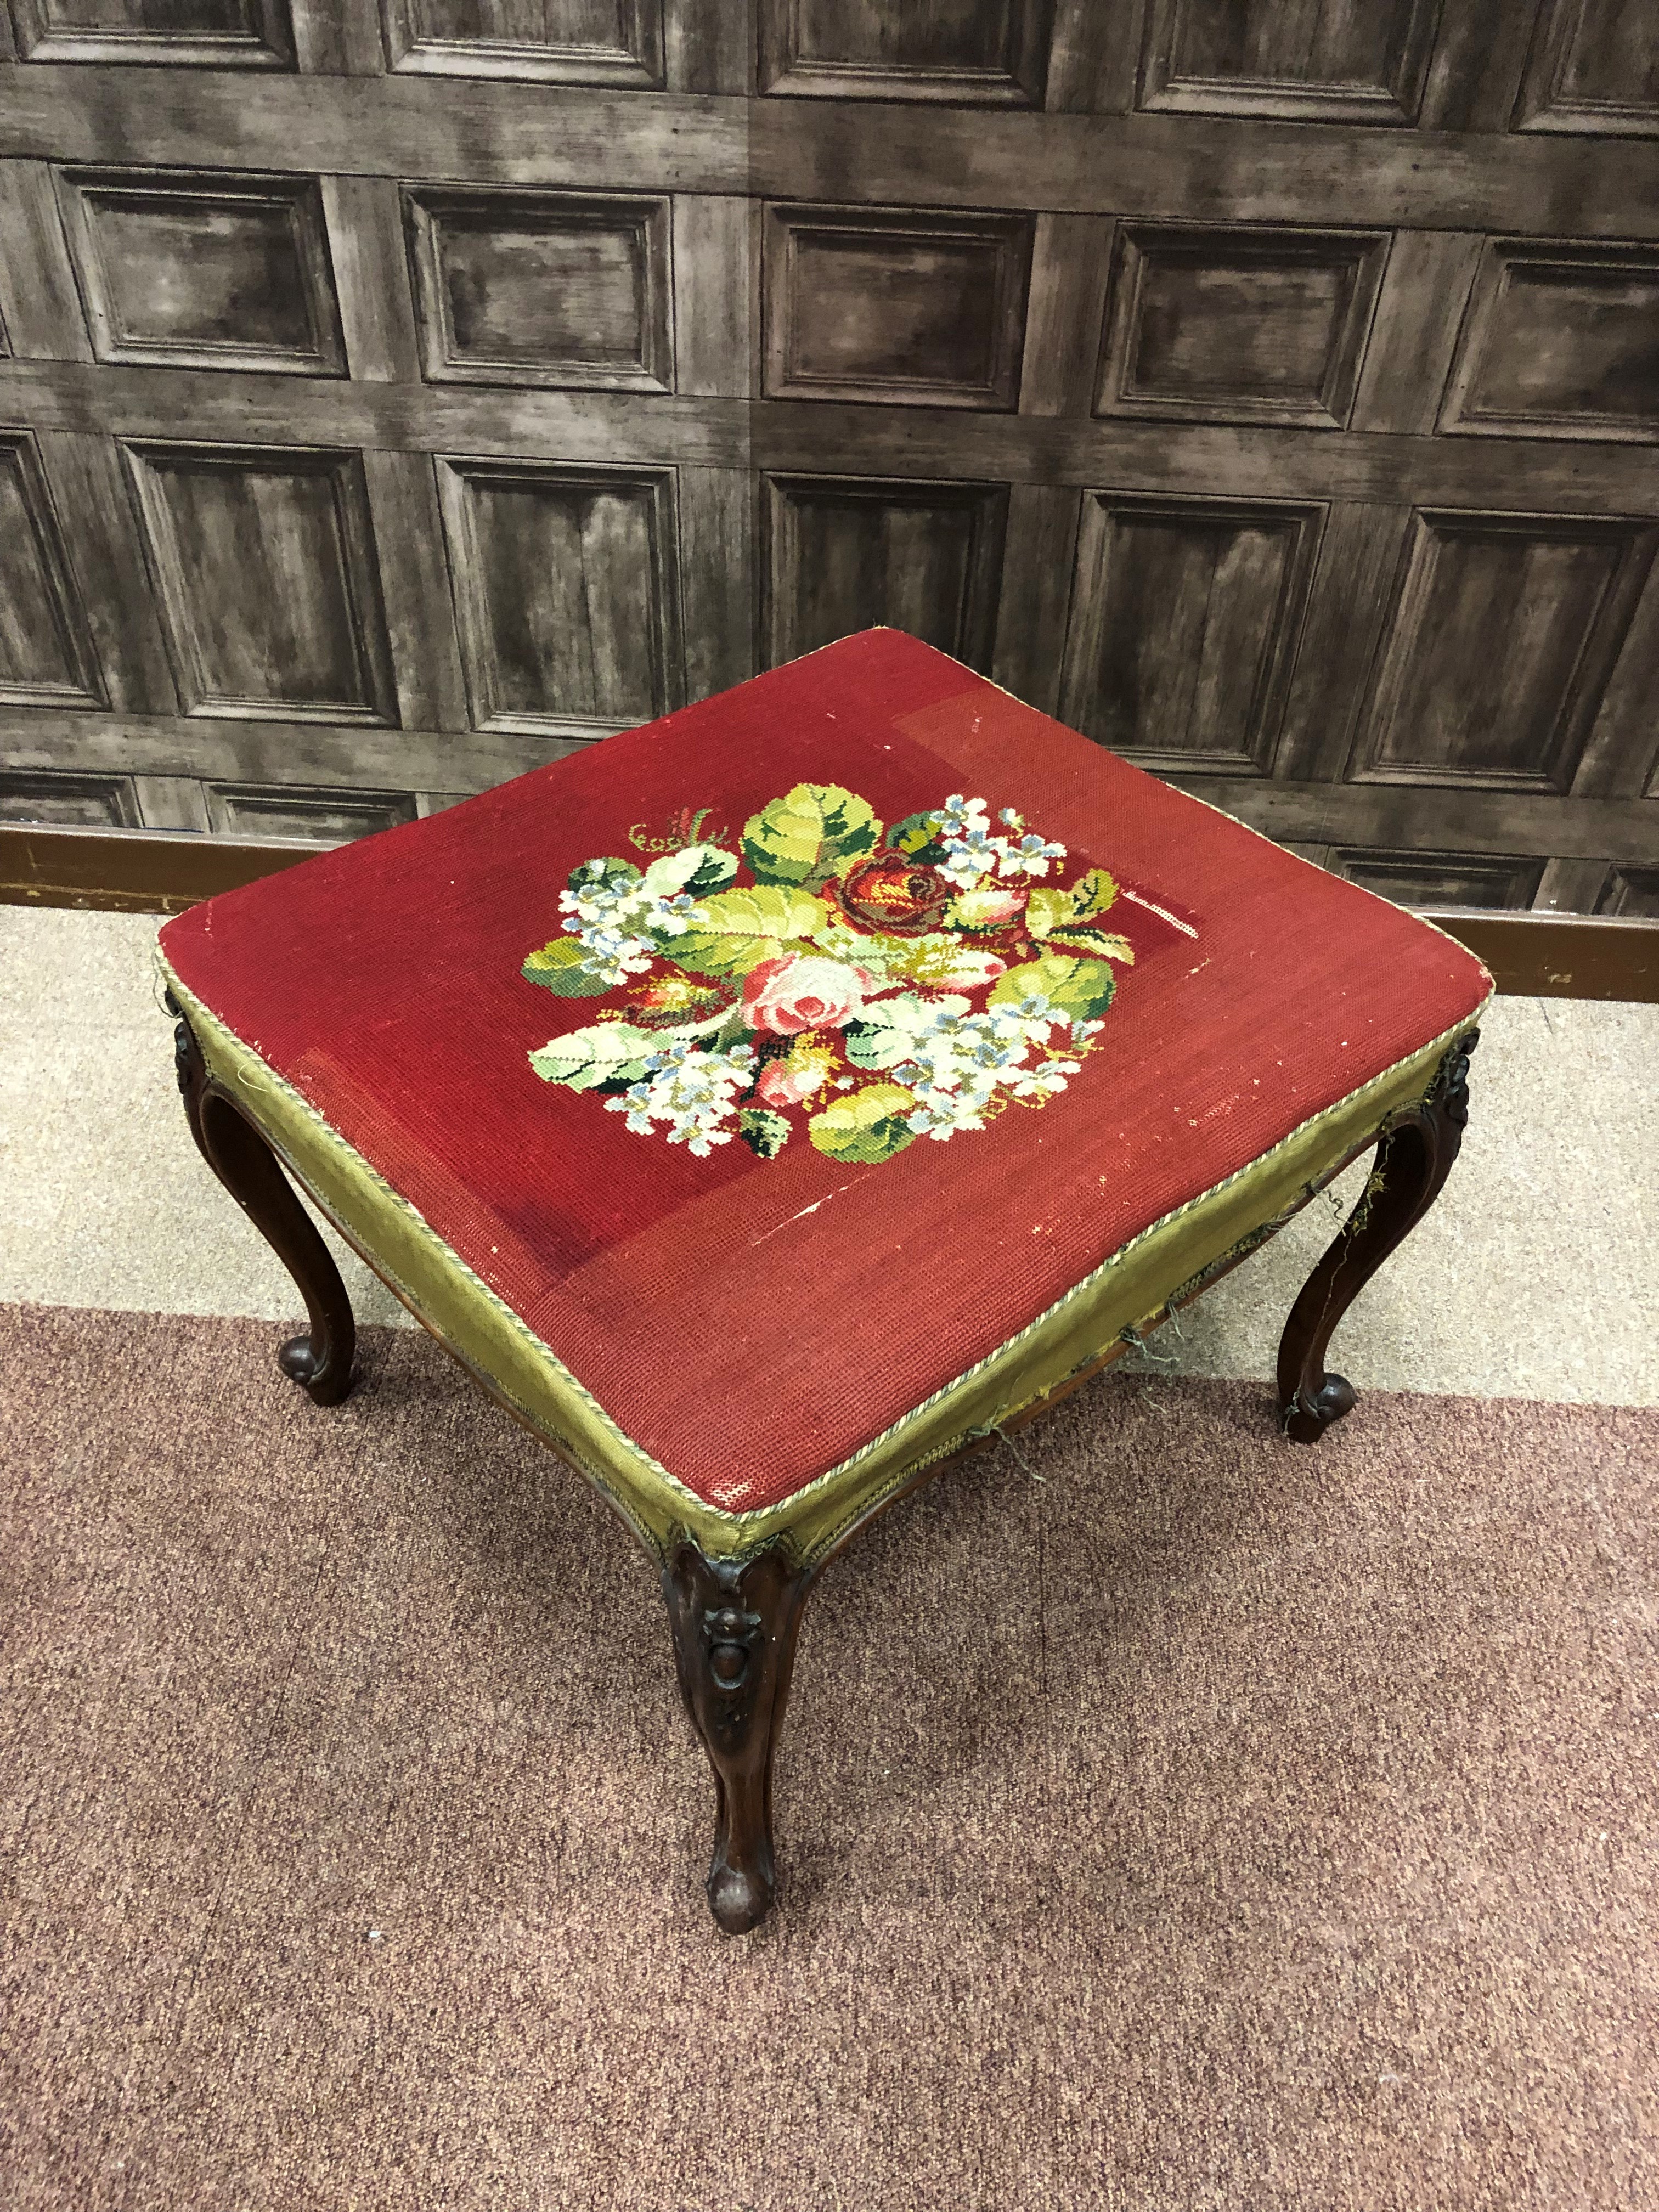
[168,1005,1480,1933]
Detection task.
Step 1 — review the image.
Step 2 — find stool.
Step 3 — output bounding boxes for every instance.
[157,629,1490,1933]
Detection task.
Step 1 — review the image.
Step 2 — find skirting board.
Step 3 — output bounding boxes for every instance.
[0,824,315,916]
[2,823,1656,1002]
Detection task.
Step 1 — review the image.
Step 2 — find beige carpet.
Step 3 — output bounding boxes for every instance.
[2,1303,1656,2211]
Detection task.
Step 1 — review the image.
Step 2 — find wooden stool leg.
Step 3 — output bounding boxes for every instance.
[169,996,356,1406]
[1277,1029,1479,1444]
[662,1540,811,1935]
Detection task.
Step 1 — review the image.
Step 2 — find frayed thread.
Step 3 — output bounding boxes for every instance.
[995,1423,1044,1482]
[961,1418,1046,1482]
[1119,1324,1178,1370]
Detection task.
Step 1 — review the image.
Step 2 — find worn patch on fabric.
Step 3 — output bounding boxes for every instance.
[521,786,1161,1165]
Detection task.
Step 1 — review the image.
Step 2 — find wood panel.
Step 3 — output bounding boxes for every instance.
[124,770,208,828]
[0,701,586,789]
[382,0,664,86]
[760,0,1051,105]
[1058,490,1323,771]
[7,0,295,66]
[1096,223,1390,428]
[55,167,345,374]
[1018,210,1113,417]
[990,478,1081,710]
[30,425,178,711]
[204,779,416,838]
[1598,865,1659,917]
[9,358,1659,512]
[763,203,1031,409]
[1331,847,1547,910]
[1350,229,1484,435]
[323,174,422,381]
[0,764,136,822]
[5,79,1659,238]
[1138,0,1442,125]
[123,442,397,723]
[0,159,95,360]
[436,455,682,733]
[0,427,103,705]
[764,472,1007,669]
[1166,775,1659,867]
[1,7,1657,917]
[1514,0,1659,137]
[1440,238,1659,442]
[404,186,673,390]
[1350,509,1657,792]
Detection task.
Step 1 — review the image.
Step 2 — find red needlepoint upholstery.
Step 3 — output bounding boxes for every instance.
[159,631,1490,1533]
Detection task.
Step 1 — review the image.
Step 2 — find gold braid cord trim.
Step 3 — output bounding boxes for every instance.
[161,952,1488,1566]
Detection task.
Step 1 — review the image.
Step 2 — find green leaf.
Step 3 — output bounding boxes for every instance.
[1068,867,1119,921]
[737,1107,791,1160]
[521,938,610,996]
[1023,888,1068,941]
[641,844,737,900]
[671,884,828,977]
[814,920,1003,992]
[808,1083,919,1164]
[887,810,946,861]
[528,1022,658,1092]
[989,953,1117,1023]
[566,855,640,897]
[741,784,882,887]
[809,919,914,981]
[842,1026,905,1072]
[899,936,1007,990]
[842,993,966,1070]
[1026,868,1118,942]
[1040,926,1134,965]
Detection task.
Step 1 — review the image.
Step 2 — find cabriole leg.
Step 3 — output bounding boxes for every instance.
[1277,1029,1479,1444]
[662,1539,812,1935]
[169,994,356,1406]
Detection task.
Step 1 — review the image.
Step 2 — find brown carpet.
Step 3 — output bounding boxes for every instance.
[1,1302,1655,2212]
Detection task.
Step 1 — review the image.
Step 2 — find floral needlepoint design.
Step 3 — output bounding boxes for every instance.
[521,785,1147,1164]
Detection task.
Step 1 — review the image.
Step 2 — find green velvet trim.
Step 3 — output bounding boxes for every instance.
[161,951,1488,1568]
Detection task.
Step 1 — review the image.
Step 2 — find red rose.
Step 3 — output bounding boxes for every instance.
[837,850,951,936]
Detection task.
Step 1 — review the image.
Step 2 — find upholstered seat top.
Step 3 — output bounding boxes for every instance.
[159,631,1489,1542]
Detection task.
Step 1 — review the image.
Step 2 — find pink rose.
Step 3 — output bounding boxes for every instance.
[754,1059,815,1109]
[921,949,1006,990]
[969,887,1024,926]
[742,952,870,1036]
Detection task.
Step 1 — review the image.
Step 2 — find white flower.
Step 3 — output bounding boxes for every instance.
[928,794,1067,887]
[558,859,704,989]
[603,1039,756,1156]
[869,995,1068,1142]
[1009,1056,1081,1101]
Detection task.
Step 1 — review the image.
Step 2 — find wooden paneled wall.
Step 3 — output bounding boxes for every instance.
[0,0,1656,912]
